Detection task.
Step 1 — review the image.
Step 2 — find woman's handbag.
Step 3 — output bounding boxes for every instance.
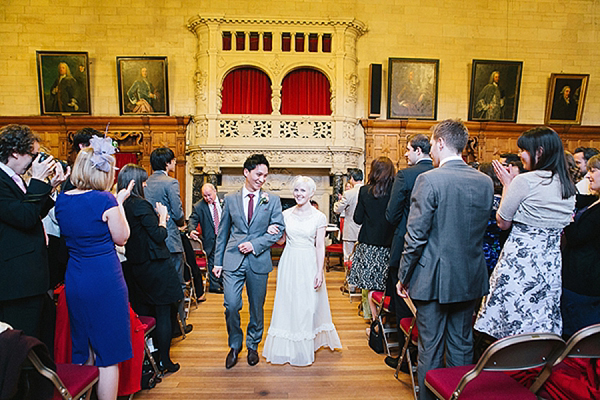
[368,319,385,354]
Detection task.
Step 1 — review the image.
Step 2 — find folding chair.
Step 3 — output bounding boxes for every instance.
[188,235,209,294]
[395,295,419,400]
[325,217,344,271]
[137,316,161,389]
[425,332,565,400]
[28,350,99,400]
[529,322,600,394]
[370,290,399,356]
[340,242,361,303]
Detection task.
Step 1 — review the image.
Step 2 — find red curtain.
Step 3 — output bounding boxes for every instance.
[281,68,331,115]
[221,68,272,114]
[114,152,138,183]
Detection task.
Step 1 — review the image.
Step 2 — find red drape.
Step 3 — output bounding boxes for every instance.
[114,153,138,183]
[221,68,272,114]
[281,68,331,115]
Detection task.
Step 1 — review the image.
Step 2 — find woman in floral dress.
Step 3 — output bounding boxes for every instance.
[475,127,576,339]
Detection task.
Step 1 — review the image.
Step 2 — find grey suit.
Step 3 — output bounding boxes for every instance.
[214,189,285,351]
[398,160,493,400]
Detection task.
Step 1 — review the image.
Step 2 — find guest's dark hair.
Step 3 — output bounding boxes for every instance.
[517,127,576,199]
[478,162,502,195]
[0,124,39,164]
[431,119,468,153]
[347,168,363,182]
[574,147,600,161]
[408,134,431,155]
[368,157,395,198]
[500,152,520,164]
[243,154,269,171]
[117,164,148,198]
[72,128,102,154]
[150,147,175,171]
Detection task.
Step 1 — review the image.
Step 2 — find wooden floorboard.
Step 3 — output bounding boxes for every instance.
[134,268,415,399]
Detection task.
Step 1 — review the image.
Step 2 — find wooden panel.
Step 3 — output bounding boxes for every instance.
[362,119,600,170]
[0,116,190,210]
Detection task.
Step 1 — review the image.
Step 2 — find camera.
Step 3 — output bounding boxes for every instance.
[38,152,68,173]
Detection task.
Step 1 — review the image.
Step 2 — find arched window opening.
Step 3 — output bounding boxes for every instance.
[221,67,272,114]
[281,68,331,115]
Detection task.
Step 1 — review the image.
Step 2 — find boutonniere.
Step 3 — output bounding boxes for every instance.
[258,192,269,206]
[219,198,224,208]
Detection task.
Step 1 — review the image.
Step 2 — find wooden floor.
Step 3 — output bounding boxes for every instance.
[134,268,415,399]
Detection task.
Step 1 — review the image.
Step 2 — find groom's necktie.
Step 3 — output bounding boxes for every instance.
[247,194,254,224]
[212,202,219,234]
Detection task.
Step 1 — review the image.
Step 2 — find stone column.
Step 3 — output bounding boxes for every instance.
[192,174,204,205]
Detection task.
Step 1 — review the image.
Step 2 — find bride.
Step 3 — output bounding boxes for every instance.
[262,176,342,366]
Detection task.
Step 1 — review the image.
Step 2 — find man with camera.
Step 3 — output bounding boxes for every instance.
[0,124,68,340]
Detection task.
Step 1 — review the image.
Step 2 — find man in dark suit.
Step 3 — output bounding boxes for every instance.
[214,154,285,369]
[0,124,67,340]
[144,147,192,334]
[397,120,493,400]
[189,182,224,293]
[384,133,433,369]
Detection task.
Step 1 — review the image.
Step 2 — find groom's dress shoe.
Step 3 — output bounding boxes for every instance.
[225,348,240,369]
[247,348,259,366]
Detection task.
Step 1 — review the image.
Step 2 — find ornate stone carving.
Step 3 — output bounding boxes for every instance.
[345,73,359,103]
[216,86,223,114]
[271,92,281,115]
[195,118,208,139]
[330,88,336,113]
[343,121,355,140]
[194,70,208,102]
[269,55,285,77]
[327,58,335,70]
[217,56,226,68]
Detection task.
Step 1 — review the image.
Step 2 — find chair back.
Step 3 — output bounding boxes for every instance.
[529,323,600,393]
[452,333,565,398]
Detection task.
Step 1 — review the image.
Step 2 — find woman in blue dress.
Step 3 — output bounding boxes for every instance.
[56,137,134,400]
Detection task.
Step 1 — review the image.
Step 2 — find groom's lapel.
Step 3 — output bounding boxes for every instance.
[235,189,247,228]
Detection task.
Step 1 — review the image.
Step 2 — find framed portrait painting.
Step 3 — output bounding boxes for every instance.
[544,73,589,125]
[468,60,523,123]
[387,58,439,120]
[117,56,169,116]
[36,51,91,115]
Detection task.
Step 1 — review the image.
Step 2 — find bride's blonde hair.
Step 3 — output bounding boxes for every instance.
[292,176,316,197]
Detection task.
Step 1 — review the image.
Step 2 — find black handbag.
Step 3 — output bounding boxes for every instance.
[368,319,385,354]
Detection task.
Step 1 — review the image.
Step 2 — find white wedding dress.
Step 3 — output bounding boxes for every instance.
[262,206,342,366]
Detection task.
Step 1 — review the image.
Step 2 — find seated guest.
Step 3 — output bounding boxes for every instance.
[118,164,183,373]
[0,124,67,344]
[55,139,132,400]
[561,154,600,337]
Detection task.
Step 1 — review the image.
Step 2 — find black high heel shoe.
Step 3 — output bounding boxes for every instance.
[159,361,180,373]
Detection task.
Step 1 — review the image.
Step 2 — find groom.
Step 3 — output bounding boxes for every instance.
[213,154,285,369]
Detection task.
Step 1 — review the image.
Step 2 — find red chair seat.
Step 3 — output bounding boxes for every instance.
[400,317,418,343]
[53,364,99,400]
[325,243,343,252]
[370,291,391,310]
[138,316,155,334]
[426,365,537,400]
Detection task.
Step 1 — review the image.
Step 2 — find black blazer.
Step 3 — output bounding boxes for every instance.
[385,160,434,268]
[123,196,170,264]
[188,199,217,256]
[0,171,53,301]
[354,184,394,247]
[562,200,600,297]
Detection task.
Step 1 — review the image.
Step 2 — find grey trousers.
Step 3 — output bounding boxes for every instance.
[413,299,476,400]
[222,258,269,351]
[171,252,188,326]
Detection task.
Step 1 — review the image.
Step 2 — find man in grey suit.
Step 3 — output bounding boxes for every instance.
[384,133,433,369]
[397,120,493,400]
[214,154,285,369]
[144,147,191,333]
[333,168,363,261]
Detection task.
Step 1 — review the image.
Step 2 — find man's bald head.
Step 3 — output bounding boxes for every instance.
[202,183,217,204]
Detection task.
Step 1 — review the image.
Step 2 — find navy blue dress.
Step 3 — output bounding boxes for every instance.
[55,190,132,367]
